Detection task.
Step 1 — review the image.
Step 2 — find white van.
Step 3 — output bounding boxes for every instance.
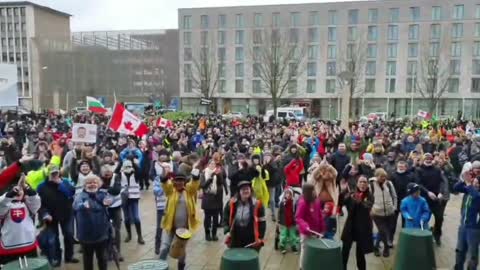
[263,109,298,122]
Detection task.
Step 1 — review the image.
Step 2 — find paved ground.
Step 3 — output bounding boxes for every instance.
[59,190,460,270]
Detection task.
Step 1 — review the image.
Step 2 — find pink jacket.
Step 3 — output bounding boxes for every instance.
[295,197,326,236]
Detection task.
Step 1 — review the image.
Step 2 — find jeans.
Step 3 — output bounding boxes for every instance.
[48,216,75,263]
[159,230,186,265]
[122,199,140,225]
[82,241,108,270]
[155,209,165,252]
[279,225,298,250]
[268,187,276,220]
[429,200,446,241]
[342,240,366,270]
[372,215,393,251]
[455,226,480,270]
[204,209,221,236]
[108,207,122,255]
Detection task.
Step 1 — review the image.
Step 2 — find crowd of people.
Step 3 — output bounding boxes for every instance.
[0,109,478,270]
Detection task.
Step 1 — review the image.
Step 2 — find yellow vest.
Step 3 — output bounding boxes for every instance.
[252,169,270,208]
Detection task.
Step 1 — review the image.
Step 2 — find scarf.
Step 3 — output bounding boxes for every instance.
[204,167,218,195]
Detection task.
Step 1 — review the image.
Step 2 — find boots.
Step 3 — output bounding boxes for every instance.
[211,227,218,241]
[135,222,145,245]
[205,228,212,241]
[178,262,186,270]
[124,223,132,243]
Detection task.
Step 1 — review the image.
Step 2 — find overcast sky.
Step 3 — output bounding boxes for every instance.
[7,0,356,32]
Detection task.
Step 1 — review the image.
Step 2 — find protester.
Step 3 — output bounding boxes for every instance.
[400,183,431,229]
[277,187,299,254]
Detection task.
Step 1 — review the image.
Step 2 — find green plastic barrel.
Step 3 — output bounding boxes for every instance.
[128,259,169,270]
[2,258,51,270]
[220,248,260,270]
[302,238,343,270]
[394,228,436,270]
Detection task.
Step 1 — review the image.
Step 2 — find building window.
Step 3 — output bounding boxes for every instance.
[410,7,420,21]
[218,31,226,45]
[290,12,300,27]
[218,48,226,61]
[218,63,226,78]
[254,13,263,27]
[6,8,11,16]
[253,46,260,61]
[184,64,192,78]
[347,44,354,59]
[306,80,316,93]
[387,43,397,58]
[7,23,12,32]
[388,25,398,40]
[453,4,464,20]
[477,5,480,19]
[430,24,441,40]
[253,63,261,77]
[328,27,336,42]
[218,14,226,28]
[200,15,209,29]
[218,80,226,93]
[183,32,191,46]
[327,45,336,59]
[289,63,298,77]
[253,30,262,44]
[309,11,320,26]
[235,80,244,93]
[389,8,399,23]
[452,23,463,39]
[328,10,337,25]
[386,61,396,75]
[200,31,208,46]
[475,23,480,37]
[183,15,192,29]
[288,80,297,93]
[307,62,317,77]
[432,6,441,21]
[366,61,376,76]
[347,26,357,41]
[368,9,378,23]
[326,79,336,93]
[368,26,377,41]
[406,78,416,93]
[473,60,480,75]
[308,45,318,59]
[326,62,336,76]
[236,14,244,27]
[235,30,244,44]
[385,78,396,93]
[235,47,244,61]
[184,48,192,61]
[272,12,280,27]
[430,42,439,57]
[472,78,480,92]
[409,24,419,40]
[450,59,461,75]
[474,42,480,57]
[20,7,25,16]
[184,80,192,93]
[348,9,359,25]
[252,80,262,93]
[308,28,319,43]
[451,42,462,57]
[365,79,375,93]
[289,28,299,43]
[367,44,377,58]
[407,61,417,75]
[408,43,418,58]
[448,78,459,93]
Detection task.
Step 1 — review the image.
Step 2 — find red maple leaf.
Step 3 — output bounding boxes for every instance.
[124,121,134,131]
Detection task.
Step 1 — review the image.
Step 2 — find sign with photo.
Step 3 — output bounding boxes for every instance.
[72,123,97,143]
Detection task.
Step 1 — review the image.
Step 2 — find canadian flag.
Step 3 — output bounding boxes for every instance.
[156,117,173,128]
[417,110,432,120]
[109,103,149,137]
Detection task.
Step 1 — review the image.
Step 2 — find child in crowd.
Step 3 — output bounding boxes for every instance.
[400,183,431,229]
[277,187,299,254]
[153,174,167,255]
[0,177,41,265]
[322,201,336,239]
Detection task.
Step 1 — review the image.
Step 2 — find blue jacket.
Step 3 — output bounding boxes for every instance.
[120,147,144,167]
[400,196,431,229]
[73,190,110,244]
[453,182,480,229]
[191,134,205,149]
[306,137,320,160]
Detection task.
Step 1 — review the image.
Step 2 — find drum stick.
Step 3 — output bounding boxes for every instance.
[244,242,257,248]
[19,257,23,269]
[24,256,28,267]
[421,222,424,231]
[308,229,330,248]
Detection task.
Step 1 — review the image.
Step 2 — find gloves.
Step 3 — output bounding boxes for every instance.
[5,187,19,198]
[24,187,37,196]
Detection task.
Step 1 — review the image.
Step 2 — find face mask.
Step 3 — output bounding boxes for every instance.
[424,160,433,166]
[397,169,406,174]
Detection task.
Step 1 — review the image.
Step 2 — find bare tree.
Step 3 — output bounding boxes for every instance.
[190,37,220,113]
[249,29,306,118]
[415,43,451,115]
[336,34,368,119]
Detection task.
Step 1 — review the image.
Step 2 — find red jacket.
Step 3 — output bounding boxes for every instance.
[0,161,21,191]
[284,159,304,187]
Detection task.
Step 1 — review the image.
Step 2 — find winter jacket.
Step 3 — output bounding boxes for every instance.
[0,161,21,192]
[453,182,480,229]
[329,151,351,182]
[264,162,281,188]
[73,190,110,244]
[37,179,75,223]
[415,165,448,202]
[230,168,255,195]
[284,158,304,187]
[400,196,431,229]
[26,155,62,191]
[200,169,228,210]
[153,176,167,211]
[119,147,144,167]
[369,178,397,217]
[278,196,298,227]
[391,170,418,205]
[252,166,270,207]
[295,197,325,236]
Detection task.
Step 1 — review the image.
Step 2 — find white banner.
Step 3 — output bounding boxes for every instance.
[0,64,18,107]
[72,123,97,143]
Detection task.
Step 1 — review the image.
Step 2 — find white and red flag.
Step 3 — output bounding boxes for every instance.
[156,117,173,128]
[417,110,432,120]
[109,103,149,137]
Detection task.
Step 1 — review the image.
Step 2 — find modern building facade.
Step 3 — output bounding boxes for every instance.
[0,1,70,111]
[179,0,480,119]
